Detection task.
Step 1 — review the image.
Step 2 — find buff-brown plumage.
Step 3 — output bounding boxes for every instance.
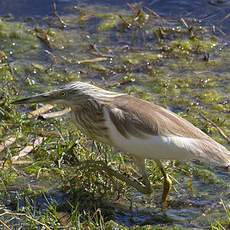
[106,95,229,166]
[13,81,230,167]
[13,81,230,209]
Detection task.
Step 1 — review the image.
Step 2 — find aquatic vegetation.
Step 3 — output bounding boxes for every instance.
[210,200,230,230]
[0,2,229,229]
[122,52,163,65]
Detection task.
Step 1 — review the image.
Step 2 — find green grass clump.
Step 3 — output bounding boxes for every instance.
[0,3,229,229]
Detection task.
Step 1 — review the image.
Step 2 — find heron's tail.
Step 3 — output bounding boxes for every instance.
[194,139,230,168]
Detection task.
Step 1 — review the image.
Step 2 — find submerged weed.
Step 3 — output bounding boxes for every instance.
[0,3,229,229]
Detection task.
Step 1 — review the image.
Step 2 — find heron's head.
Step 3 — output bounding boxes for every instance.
[12,82,88,106]
[13,81,122,106]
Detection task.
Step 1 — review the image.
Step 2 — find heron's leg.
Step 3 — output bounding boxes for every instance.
[154,160,172,210]
[133,156,152,194]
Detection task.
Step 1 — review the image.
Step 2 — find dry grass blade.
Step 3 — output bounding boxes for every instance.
[0,211,51,230]
[200,113,230,143]
[28,104,54,118]
[77,57,108,64]
[220,13,230,22]
[118,15,131,28]
[144,6,161,18]
[90,44,115,58]
[12,137,44,161]
[180,18,189,29]
[40,108,71,119]
[215,27,226,36]
[0,160,33,169]
[0,219,11,230]
[144,6,167,23]
[51,0,67,28]
[44,49,58,64]
[56,211,71,227]
[0,137,16,153]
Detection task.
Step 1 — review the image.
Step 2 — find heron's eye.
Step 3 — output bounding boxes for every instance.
[61,92,66,97]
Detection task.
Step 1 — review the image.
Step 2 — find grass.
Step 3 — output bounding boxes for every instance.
[0,3,230,229]
[211,200,230,230]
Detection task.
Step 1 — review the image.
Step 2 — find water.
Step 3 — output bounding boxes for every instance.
[0,0,229,34]
[0,0,229,228]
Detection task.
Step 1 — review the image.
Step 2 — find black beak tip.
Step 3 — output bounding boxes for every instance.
[11,98,28,105]
[11,99,21,105]
[11,100,18,105]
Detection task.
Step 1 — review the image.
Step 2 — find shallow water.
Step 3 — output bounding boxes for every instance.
[0,0,229,35]
[0,0,229,229]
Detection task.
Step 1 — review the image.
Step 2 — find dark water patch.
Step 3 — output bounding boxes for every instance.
[0,0,229,35]
[114,209,173,227]
[3,178,229,228]
[0,0,72,17]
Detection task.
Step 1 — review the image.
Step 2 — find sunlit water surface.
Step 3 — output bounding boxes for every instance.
[0,0,229,228]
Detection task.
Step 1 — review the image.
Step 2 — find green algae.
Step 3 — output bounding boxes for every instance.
[0,20,40,60]
[0,64,14,81]
[0,20,35,41]
[198,90,223,104]
[168,38,217,55]
[0,168,17,188]
[0,3,229,229]
[97,14,120,31]
[192,167,226,185]
[122,52,163,65]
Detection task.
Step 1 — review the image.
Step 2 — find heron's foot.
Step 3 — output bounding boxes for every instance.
[161,174,172,211]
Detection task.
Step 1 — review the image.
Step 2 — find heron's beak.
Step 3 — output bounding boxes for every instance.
[12,92,53,105]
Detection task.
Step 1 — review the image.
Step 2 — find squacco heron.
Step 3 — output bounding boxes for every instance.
[13,81,230,208]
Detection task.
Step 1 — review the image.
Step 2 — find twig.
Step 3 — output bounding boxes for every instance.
[144,6,167,24]
[0,159,32,169]
[118,15,132,29]
[200,113,230,143]
[0,211,51,230]
[28,104,54,118]
[40,108,71,119]
[144,6,161,18]
[77,57,108,64]
[215,26,226,36]
[90,44,115,58]
[51,0,67,29]
[44,50,58,64]
[35,29,52,49]
[12,137,44,161]
[180,18,189,29]
[0,219,11,230]
[51,0,58,17]
[220,12,230,23]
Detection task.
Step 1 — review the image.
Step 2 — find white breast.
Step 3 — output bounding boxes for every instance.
[103,109,198,160]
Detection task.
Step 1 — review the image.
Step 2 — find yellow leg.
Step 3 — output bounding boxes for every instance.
[155,160,172,210]
[188,173,193,195]
[133,156,152,194]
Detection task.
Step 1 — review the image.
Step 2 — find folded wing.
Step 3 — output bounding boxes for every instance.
[108,95,230,167]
